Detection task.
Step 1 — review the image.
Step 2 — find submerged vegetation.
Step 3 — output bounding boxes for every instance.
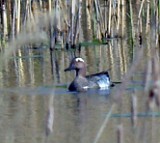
[1,0,160,142]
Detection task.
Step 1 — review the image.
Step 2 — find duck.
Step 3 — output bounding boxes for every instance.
[64,57,114,92]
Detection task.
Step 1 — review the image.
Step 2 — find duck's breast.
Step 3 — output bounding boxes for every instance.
[69,76,89,91]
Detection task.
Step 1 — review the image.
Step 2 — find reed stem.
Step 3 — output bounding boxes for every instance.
[93,104,115,143]
[108,0,112,36]
[2,3,8,40]
[146,0,150,33]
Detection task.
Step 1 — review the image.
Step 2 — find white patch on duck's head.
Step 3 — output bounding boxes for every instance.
[75,57,85,62]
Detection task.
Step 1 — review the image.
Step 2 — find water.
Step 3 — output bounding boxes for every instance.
[0,42,158,143]
[0,43,118,142]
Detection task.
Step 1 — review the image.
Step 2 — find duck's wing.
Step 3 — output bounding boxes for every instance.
[86,71,110,79]
[86,72,111,89]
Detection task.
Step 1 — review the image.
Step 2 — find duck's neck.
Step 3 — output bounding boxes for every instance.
[76,68,86,77]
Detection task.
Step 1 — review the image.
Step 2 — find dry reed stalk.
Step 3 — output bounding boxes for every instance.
[46,91,54,136]
[131,94,137,127]
[73,5,78,45]
[12,0,16,40]
[137,0,145,46]
[28,48,35,84]
[28,0,34,21]
[45,93,54,136]
[145,52,160,111]
[50,0,58,50]
[17,49,25,85]
[39,0,43,10]
[11,0,18,63]
[16,0,21,34]
[94,0,105,34]
[104,0,107,30]
[119,40,127,74]
[117,124,124,143]
[24,0,35,27]
[48,0,52,13]
[129,0,135,46]
[117,0,120,31]
[145,65,153,110]
[121,0,125,37]
[71,0,76,45]
[108,43,114,75]
[151,114,155,143]
[146,0,150,33]
[73,0,82,45]
[158,0,160,25]
[151,55,160,107]
[59,0,70,28]
[59,0,69,41]
[93,104,115,143]
[23,0,28,25]
[94,0,102,40]
[2,3,8,39]
[152,53,160,82]
[138,0,145,21]
[108,0,112,36]
[144,60,152,94]
[6,0,12,36]
[156,3,159,47]
[97,0,104,34]
[94,1,100,39]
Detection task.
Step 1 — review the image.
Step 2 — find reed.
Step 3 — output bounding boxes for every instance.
[0,0,127,49]
[146,0,150,34]
[131,94,137,127]
[108,0,112,37]
[45,93,54,136]
[128,0,135,49]
[93,104,115,143]
[117,0,120,31]
[117,124,124,143]
[94,0,104,40]
[2,3,8,42]
[121,0,125,37]
[144,51,160,110]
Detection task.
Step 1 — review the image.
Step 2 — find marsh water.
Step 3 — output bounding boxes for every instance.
[1,40,160,143]
[1,2,160,143]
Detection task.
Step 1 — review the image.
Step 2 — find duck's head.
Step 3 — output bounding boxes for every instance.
[64,57,86,76]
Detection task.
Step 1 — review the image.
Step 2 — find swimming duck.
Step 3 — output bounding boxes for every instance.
[64,57,113,92]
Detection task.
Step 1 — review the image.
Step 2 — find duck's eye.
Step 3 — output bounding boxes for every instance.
[75,58,84,62]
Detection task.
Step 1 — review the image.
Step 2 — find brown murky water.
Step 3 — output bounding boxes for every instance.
[0,41,160,143]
